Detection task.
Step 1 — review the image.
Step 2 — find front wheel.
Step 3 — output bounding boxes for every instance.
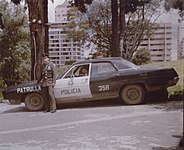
[9,99,21,104]
[121,84,145,105]
[24,93,44,111]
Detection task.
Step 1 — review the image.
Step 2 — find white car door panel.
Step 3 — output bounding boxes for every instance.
[54,64,92,101]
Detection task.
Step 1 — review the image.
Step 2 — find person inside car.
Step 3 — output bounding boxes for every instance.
[79,65,89,76]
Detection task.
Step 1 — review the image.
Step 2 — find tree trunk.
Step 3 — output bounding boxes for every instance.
[27,0,48,80]
[111,0,120,57]
[119,0,125,38]
[119,0,126,57]
[44,0,49,54]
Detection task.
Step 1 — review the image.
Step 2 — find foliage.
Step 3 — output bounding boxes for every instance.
[66,1,112,54]
[131,48,151,65]
[69,0,93,12]
[0,0,31,87]
[124,0,151,14]
[65,60,76,65]
[164,0,184,19]
[67,0,162,60]
[122,0,163,60]
[70,0,152,57]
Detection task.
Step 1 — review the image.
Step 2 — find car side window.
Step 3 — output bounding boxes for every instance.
[91,62,116,77]
[63,64,89,78]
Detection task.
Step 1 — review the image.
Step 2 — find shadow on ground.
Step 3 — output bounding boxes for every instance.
[1,106,28,114]
[1,93,183,114]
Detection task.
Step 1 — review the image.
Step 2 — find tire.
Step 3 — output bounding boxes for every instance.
[9,99,21,104]
[24,93,44,111]
[121,84,145,105]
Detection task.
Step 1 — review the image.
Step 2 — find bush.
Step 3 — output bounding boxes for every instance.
[132,48,151,65]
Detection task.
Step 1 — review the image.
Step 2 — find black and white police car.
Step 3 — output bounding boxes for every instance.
[2,57,179,111]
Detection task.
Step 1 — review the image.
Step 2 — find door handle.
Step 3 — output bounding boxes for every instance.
[112,74,120,78]
[81,78,88,83]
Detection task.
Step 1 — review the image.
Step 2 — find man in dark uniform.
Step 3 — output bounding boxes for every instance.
[37,53,57,113]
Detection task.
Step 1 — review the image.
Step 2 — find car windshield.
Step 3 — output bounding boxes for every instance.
[56,66,71,79]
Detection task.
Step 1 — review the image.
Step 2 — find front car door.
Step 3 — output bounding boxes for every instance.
[54,63,92,102]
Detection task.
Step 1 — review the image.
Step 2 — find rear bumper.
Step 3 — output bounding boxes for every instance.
[170,76,179,86]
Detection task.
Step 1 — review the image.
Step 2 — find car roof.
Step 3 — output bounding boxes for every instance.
[73,57,124,65]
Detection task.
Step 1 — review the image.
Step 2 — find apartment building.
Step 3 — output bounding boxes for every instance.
[48,0,84,67]
[179,39,184,57]
[138,23,172,62]
[177,22,184,58]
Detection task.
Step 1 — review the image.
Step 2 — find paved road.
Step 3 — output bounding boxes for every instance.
[0,100,183,150]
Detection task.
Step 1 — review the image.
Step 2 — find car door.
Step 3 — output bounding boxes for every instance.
[90,61,120,100]
[54,63,92,102]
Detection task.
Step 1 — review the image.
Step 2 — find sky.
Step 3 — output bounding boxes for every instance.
[48,0,65,22]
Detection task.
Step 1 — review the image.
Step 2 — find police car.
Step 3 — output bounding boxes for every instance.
[2,57,179,111]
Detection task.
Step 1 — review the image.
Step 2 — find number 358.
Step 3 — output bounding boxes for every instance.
[98,85,110,91]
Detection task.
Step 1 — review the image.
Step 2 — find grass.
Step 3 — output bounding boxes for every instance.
[0,88,3,103]
[143,59,184,96]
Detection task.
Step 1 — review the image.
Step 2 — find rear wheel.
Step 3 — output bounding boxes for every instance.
[121,84,145,105]
[24,93,44,111]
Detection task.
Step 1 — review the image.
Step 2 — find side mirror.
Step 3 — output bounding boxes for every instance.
[70,70,75,79]
[70,74,74,79]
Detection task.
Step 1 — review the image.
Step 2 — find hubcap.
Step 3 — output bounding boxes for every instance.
[127,89,139,100]
[30,97,40,106]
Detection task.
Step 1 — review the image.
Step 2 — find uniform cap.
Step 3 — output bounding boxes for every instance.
[42,53,49,58]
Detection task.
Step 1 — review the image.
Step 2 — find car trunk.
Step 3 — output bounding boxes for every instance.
[140,66,179,91]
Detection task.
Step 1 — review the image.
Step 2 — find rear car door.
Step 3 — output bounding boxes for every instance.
[90,61,120,100]
[54,64,92,102]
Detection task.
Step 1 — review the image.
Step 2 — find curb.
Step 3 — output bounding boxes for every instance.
[1,99,10,104]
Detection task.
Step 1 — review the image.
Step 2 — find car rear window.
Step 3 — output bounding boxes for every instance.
[113,59,137,70]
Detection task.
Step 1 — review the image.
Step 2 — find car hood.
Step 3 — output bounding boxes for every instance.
[4,80,38,91]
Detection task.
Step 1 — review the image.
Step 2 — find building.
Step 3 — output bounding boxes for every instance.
[138,23,172,62]
[177,22,184,58]
[48,0,84,67]
[54,0,69,23]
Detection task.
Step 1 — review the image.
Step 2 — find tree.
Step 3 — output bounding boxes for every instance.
[122,0,162,60]
[0,0,30,87]
[164,0,184,19]
[131,48,151,65]
[11,0,49,80]
[69,0,151,57]
[111,0,120,56]
[70,0,93,12]
[0,12,5,29]
[67,0,161,60]
[66,1,112,54]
